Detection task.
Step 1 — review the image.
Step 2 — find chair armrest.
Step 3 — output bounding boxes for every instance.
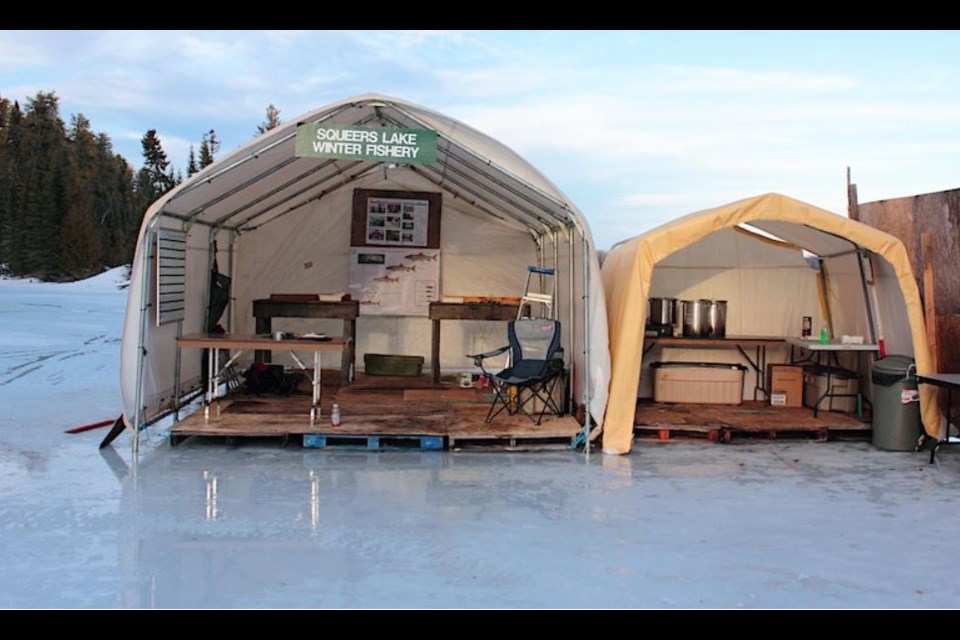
[467,345,510,366]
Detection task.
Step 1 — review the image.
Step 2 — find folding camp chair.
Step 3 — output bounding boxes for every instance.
[468,319,566,425]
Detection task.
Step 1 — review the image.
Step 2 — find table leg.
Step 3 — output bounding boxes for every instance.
[756,345,768,401]
[432,318,441,384]
[204,345,213,423]
[342,318,355,384]
[312,351,321,426]
[214,347,223,417]
[255,315,271,364]
[735,344,763,401]
[933,387,954,464]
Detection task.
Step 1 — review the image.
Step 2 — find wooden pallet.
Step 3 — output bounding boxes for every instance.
[448,427,577,451]
[633,400,872,444]
[303,433,444,450]
[633,423,871,443]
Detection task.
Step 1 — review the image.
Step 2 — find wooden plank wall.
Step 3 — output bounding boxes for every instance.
[854,188,960,419]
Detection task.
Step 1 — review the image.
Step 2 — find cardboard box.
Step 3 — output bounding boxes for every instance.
[767,364,804,408]
[652,362,745,405]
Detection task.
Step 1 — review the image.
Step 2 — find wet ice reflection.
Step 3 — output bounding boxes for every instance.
[113,446,599,608]
[6,436,960,609]
[203,470,219,521]
[310,470,319,531]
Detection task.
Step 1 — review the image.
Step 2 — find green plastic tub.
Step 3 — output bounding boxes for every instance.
[364,353,425,376]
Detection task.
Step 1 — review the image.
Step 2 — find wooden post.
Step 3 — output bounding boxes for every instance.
[847,166,860,221]
[922,233,940,373]
[431,318,441,384]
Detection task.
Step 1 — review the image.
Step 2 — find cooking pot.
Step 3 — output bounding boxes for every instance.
[682,299,713,337]
[708,300,727,338]
[648,297,680,326]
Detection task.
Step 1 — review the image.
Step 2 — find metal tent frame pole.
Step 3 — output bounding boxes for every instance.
[568,229,575,419]
[132,221,158,458]
[856,249,878,346]
[581,234,591,457]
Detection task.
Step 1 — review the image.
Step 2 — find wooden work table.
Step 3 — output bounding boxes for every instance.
[253,299,359,381]
[429,302,520,384]
[177,333,348,426]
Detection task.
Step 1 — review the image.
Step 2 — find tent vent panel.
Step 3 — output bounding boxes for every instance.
[156,228,187,325]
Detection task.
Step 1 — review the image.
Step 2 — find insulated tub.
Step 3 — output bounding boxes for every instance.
[651,361,746,405]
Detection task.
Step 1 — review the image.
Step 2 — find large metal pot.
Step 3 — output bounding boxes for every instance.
[708,300,727,338]
[682,299,713,337]
[648,297,679,326]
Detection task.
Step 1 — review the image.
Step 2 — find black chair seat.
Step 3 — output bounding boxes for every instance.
[468,319,566,425]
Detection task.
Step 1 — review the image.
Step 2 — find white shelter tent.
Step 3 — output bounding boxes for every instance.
[119,94,609,449]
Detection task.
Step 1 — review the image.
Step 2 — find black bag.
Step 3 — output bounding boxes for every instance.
[243,363,300,395]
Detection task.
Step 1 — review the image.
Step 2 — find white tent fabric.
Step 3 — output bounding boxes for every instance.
[601,193,937,454]
[119,94,609,440]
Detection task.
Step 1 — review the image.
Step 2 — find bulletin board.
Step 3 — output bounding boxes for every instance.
[351,189,442,249]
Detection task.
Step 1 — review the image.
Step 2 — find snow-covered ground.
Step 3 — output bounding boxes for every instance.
[2,269,960,609]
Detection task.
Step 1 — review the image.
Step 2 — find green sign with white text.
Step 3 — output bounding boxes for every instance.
[295,123,437,164]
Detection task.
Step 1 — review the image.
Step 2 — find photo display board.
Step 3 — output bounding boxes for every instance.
[351,189,441,249]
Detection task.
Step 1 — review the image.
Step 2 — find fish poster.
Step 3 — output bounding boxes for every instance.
[349,248,439,316]
[365,196,430,246]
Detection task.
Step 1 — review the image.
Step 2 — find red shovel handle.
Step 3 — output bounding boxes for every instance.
[64,419,116,434]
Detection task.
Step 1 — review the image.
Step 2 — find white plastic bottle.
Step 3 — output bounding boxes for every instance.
[331,403,341,426]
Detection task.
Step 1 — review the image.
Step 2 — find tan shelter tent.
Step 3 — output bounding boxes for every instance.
[119,94,610,450]
[601,193,938,455]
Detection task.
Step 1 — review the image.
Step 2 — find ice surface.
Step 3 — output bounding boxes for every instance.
[1,268,959,609]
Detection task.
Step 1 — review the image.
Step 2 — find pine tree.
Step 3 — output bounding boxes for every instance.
[256,104,281,134]
[0,100,23,272]
[16,92,69,278]
[98,139,137,265]
[186,144,198,177]
[58,113,103,278]
[0,96,11,144]
[198,129,220,168]
[135,129,177,215]
[1,93,138,279]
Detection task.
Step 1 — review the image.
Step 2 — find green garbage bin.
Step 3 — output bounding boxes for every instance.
[871,355,922,451]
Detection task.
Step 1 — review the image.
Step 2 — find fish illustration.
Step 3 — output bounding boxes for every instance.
[373,275,400,283]
[404,252,437,262]
[386,264,416,272]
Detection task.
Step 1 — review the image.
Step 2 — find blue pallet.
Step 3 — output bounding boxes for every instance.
[303,433,444,451]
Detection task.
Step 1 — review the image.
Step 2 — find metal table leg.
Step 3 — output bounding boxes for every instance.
[204,346,214,423]
[289,350,322,425]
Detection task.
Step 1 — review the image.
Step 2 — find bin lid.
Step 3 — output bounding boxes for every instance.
[651,361,746,371]
[871,354,916,385]
[807,364,858,379]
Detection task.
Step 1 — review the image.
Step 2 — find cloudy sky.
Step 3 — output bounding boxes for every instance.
[2,30,959,248]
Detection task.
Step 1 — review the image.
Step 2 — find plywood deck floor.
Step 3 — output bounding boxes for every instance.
[634,399,872,442]
[170,371,582,450]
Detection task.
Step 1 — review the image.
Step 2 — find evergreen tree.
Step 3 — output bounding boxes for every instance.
[0,101,23,271]
[256,104,281,134]
[0,93,138,279]
[15,92,69,278]
[186,144,198,177]
[98,138,137,265]
[59,113,102,278]
[198,129,219,168]
[0,96,14,270]
[135,129,177,214]
[0,96,11,143]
